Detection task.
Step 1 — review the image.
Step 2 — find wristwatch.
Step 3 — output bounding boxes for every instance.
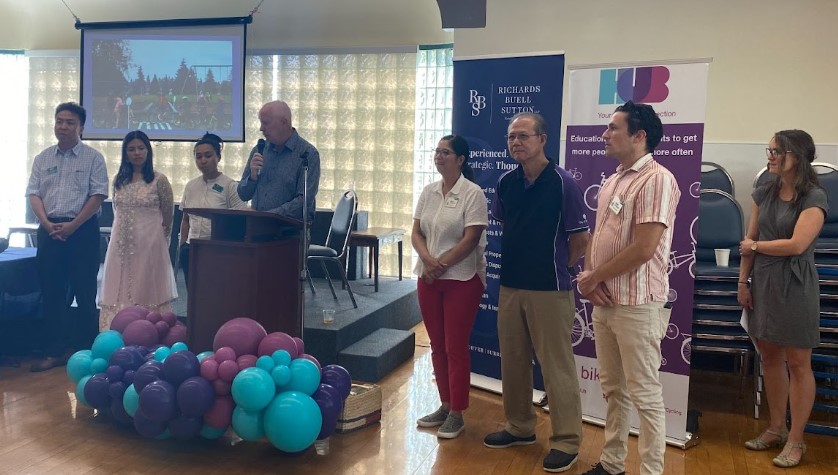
[750,241,759,253]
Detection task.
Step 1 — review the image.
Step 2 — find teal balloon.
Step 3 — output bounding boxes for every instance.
[200,424,227,439]
[67,350,93,383]
[123,384,140,417]
[286,359,321,395]
[76,375,92,407]
[232,406,265,441]
[271,349,291,367]
[196,351,214,362]
[90,358,108,375]
[271,365,291,388]
[231,367,276,411]
[91,330,125,361]
[256,355,275,372]
[171,342,188,353]
[263,391,322,452]
[154,347,171,362]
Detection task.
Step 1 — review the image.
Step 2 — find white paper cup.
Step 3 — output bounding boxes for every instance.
[322,309,335,325]
[714,248,730,267]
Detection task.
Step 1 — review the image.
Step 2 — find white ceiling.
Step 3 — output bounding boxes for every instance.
[0,0,452,51]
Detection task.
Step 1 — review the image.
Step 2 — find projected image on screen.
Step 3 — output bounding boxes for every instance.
[81,23,246,142]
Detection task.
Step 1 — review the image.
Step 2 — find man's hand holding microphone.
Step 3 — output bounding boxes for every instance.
[249,138,266,181]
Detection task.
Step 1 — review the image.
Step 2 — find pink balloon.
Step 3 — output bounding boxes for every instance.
[297,353,321,372]
[145,311,163,324]
[154,320,170,339]
[200,359,219,381]
[213,379,232,396]
[203,395,234,429]
[161,311,177,326]
[212,317,268,357]
[217,360,239,383]
[163,323,188,347]
[214,347,237,363]
[122,319,160,347]
[236,354,258,371]
[110,306,149,334]
[292,337,305,355]
[257,332,299,359]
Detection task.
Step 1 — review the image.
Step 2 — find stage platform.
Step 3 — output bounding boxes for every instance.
[172,273,420,383]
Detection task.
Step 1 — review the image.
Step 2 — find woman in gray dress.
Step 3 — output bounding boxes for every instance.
[738,129,827,468]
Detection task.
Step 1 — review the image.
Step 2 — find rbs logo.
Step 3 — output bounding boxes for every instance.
[469,89,487,116]
[598,66,670,105]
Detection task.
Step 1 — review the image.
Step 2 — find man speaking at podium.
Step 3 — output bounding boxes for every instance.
[237,100,320,224]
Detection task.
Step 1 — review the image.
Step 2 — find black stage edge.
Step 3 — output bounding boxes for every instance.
[172,273,420,383]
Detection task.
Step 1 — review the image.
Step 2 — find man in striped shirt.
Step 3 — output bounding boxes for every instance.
[577,101,680,475]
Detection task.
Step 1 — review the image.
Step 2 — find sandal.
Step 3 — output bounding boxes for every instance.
[773,441,806,468]
[744,427,788,450]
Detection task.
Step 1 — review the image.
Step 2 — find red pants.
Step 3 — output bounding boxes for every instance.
[417,274,484,411]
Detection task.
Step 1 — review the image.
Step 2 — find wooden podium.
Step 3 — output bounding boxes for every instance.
[183,208,303,352]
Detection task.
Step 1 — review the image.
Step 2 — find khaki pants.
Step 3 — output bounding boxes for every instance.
[497,286,582,453]
[592,302,669,475]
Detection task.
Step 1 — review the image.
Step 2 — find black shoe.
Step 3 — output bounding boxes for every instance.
[581,463,625,475]
[29,355,68,372]
[483,430,536,448]
[543,449,578,473]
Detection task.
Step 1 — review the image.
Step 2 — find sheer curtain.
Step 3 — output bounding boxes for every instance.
[26,51,418,276]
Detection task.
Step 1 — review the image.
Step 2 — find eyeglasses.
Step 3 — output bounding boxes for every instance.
[432,148,454,157]
[765,148,791,158]
[505,133,542,143]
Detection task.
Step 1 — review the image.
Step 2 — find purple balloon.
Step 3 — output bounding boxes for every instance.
[83,373,112,409]
[110,397,133,426]
[133,360,163,392]
[257,332,299,359]
[123,319,160,347]
[108,347,144,371]
[162,351,200,386]
[214,346,237,363]
[236,354,258,371]
[316,383,344,411]
[108,381,127,399]
[292,337,305,355]
[200,358,219,381]
[110,306,149,333]
[106,365,124,383]
[177,376,214,417]
[122,369,136,386]
[146,311,163,324]
[168,413,203,440]
[163,322,188,347]
[161,311,178,326]
[154,320,170,339]
[217,360,239,383]
[213,379,232,397]
[313,384,342,440]
[133,408,167,438]
[203,395,235,430]
[321,365,352,400]
[139,380,178,422]
[212,317,268,356]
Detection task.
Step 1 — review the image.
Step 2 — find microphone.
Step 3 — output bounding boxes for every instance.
[256,139,266,177]
[300,150,309,167]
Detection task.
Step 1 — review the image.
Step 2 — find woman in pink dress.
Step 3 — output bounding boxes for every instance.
[99,130,177,330]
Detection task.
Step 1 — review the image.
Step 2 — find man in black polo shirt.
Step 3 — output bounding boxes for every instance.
[483,112,590,473]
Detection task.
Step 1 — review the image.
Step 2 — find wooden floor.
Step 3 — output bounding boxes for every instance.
[1,323,837,474]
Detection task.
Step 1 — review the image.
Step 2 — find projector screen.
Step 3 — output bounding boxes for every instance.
[80,20,247,142]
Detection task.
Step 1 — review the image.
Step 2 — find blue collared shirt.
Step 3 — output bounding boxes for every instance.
[26,141,109,219]
[237,129,320,223]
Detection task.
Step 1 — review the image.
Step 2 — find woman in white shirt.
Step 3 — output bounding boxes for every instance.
[412,134,488,439]
[178,134,248,286]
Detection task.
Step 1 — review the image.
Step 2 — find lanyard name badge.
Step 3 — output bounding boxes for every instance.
[608,196,623,215]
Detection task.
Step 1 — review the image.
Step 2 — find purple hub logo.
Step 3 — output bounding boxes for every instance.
[598,66,670,105]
